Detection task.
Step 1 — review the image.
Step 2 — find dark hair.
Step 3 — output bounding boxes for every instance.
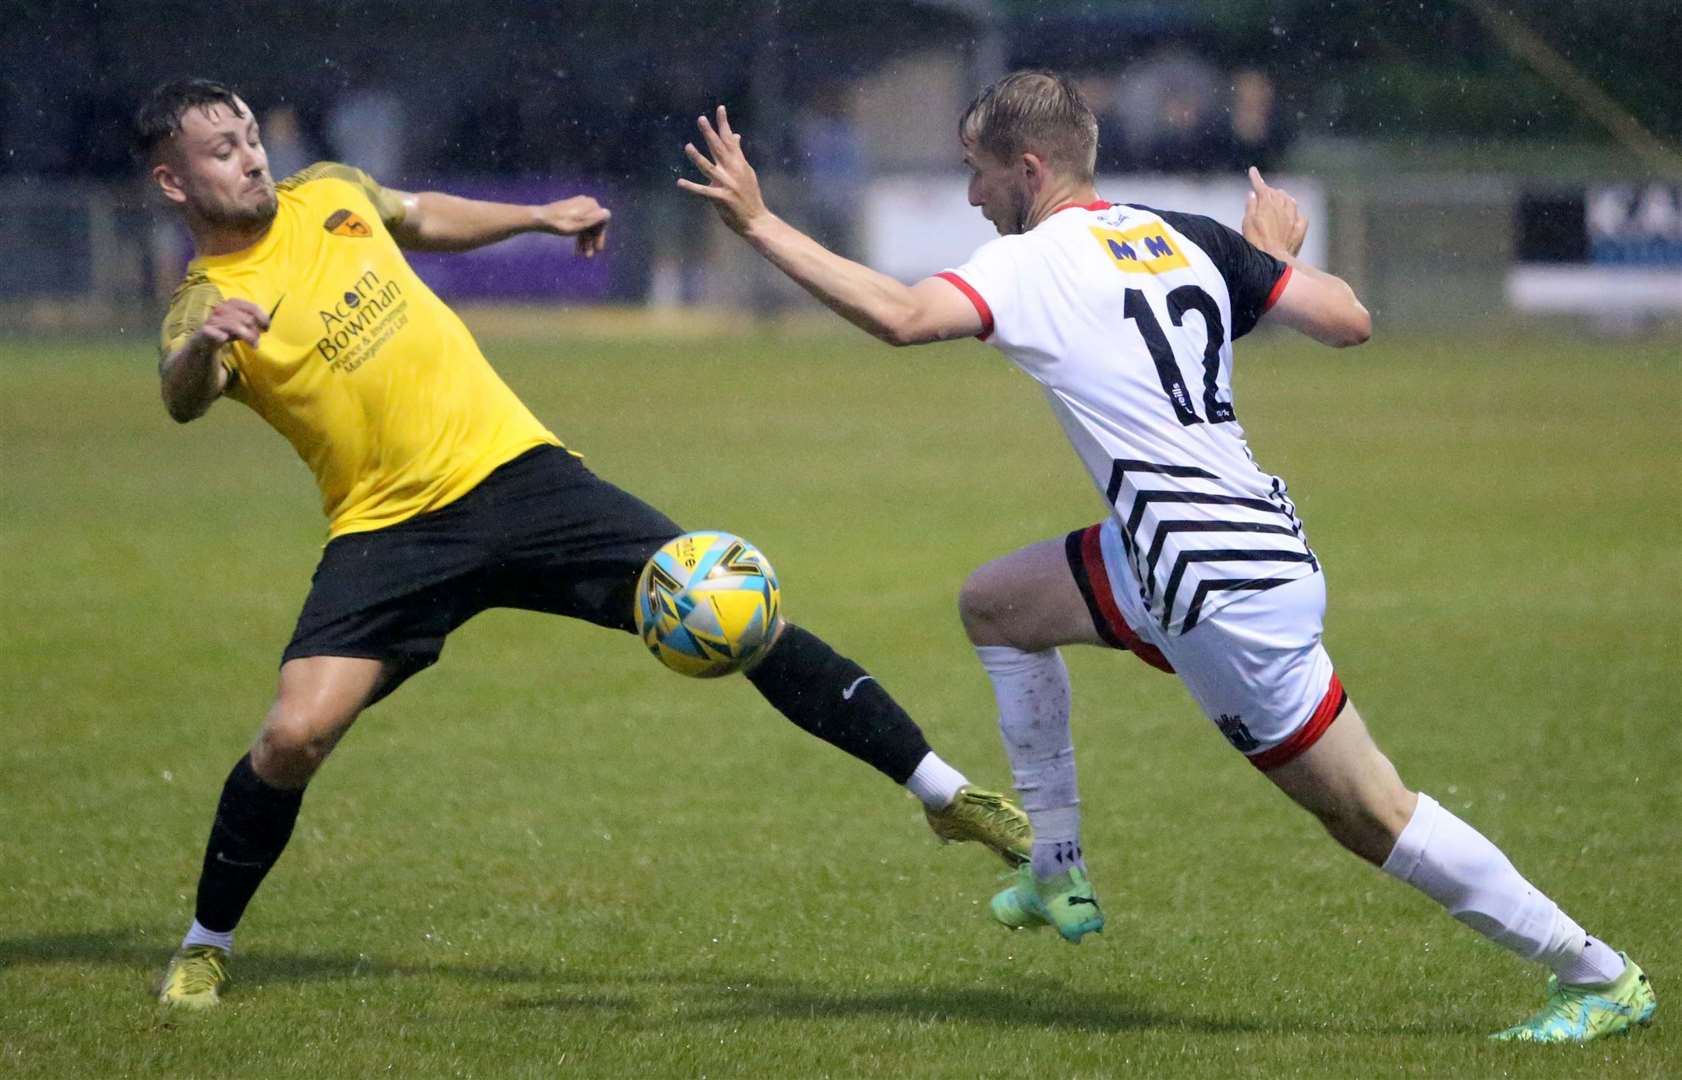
[959,70,1098,182]
[132,78,244,162]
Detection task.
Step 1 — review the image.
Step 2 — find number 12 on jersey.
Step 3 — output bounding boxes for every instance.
[1123,285,1234,426]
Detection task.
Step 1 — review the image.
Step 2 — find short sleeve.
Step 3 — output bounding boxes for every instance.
[158,269,228,356]
[1146,208,1286,339]
[938,234,1029,342]
[277,161,407,228]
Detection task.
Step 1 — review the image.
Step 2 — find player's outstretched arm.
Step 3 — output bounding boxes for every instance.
[386,190,610,257]
[1243,167,1371,348]
[159,298,266,422]
[679,106,981,345]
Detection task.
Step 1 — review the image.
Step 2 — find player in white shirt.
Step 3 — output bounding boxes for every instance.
[678,71,1654,1042]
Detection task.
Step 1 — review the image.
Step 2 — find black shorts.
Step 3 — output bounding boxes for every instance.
[283,446,682,702]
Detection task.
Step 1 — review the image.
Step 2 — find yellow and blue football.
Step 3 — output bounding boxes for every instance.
[634,531,783,678]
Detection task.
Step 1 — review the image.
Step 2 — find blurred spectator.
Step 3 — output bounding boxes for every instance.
[1115,46,1222,173]
[261,104,314,181]
[1217,68,1289,173]
[1075,72,1136,173]
[613,67,717,308]
[793,81,866,260]
[1064,63,1298,176]
[327,72,405,182]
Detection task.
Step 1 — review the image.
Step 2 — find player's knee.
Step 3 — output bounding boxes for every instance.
[251,704,341,785]
[958,567,1016,646]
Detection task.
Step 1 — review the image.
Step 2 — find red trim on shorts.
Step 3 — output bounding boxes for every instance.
[1078,526,1175,674]
[1262,264,1293,313]
[1249,672,1346,771]
[934,271,994,340]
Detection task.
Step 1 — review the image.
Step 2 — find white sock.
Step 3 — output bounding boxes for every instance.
[1381,793,1625,985]
[181,919,234,954]
[904,751,968,810]
[1030,805,1084,879]
[1557,936,1629,987]
[976,644,1083,879]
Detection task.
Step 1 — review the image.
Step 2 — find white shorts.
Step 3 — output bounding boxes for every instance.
[1065,520,1347,770]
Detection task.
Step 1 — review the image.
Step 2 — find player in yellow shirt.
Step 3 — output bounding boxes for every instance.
[160,154,567,536]
[139,78,1030,1009]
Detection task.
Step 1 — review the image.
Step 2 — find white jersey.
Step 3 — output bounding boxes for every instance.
[941,200,1312,636]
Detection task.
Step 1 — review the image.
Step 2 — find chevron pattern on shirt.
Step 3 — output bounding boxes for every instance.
[1103,458,1318,634]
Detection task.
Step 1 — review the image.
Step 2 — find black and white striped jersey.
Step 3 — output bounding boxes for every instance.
[940,200,1314,635]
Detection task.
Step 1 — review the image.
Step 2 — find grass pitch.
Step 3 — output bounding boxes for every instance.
[2,318,1677,1078]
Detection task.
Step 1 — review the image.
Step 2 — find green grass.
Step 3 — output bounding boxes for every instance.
[2,321,1678,1078]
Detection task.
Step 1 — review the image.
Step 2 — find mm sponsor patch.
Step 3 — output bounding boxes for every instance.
[1090,223,1189,274]
[324,209,373,238]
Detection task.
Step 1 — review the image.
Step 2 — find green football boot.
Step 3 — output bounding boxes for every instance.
[158,944,231,1009]
[1490,953,1656,1043]
[924,786,1032,867]
[990,864,1104,943]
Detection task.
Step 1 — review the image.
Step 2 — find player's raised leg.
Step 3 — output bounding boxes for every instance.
[489,455,1029,866]
[1265,704,1655,1042]
[959,538,1115,941]
[160,655,393,1008]
[742,622,1030,866]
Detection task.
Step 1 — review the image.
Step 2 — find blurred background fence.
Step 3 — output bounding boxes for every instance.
[2,0,1677,335]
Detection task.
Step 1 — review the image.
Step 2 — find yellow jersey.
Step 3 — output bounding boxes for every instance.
[159,162,563,538]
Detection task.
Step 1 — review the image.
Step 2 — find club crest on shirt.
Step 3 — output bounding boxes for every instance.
[324,209,373,238]
[1216,712,1260,752]
[1090,223,1190,274]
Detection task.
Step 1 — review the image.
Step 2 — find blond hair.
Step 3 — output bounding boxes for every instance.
[959,70,1098,181]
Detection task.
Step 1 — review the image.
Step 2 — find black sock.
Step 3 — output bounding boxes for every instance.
[745,623,932,784]
[193,754,306,934]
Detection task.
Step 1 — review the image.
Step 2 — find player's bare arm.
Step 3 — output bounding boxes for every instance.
[679,106,980,345]
[386,190,610,257]
[1243,167,1371,347]
[159,298,268,422]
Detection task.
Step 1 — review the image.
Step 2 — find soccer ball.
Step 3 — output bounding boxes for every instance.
[634,531,783,678]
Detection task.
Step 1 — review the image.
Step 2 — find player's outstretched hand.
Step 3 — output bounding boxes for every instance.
[678,105,768,236]
[1242,166,1307,260]
[194,298,270,350]
[538,195,611,257]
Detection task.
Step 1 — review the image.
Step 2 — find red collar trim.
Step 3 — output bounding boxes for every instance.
[1052,199,1112,215]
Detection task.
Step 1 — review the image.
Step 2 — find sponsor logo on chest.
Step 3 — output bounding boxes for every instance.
[314,269,408,372]
[1089,222,1190,274]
